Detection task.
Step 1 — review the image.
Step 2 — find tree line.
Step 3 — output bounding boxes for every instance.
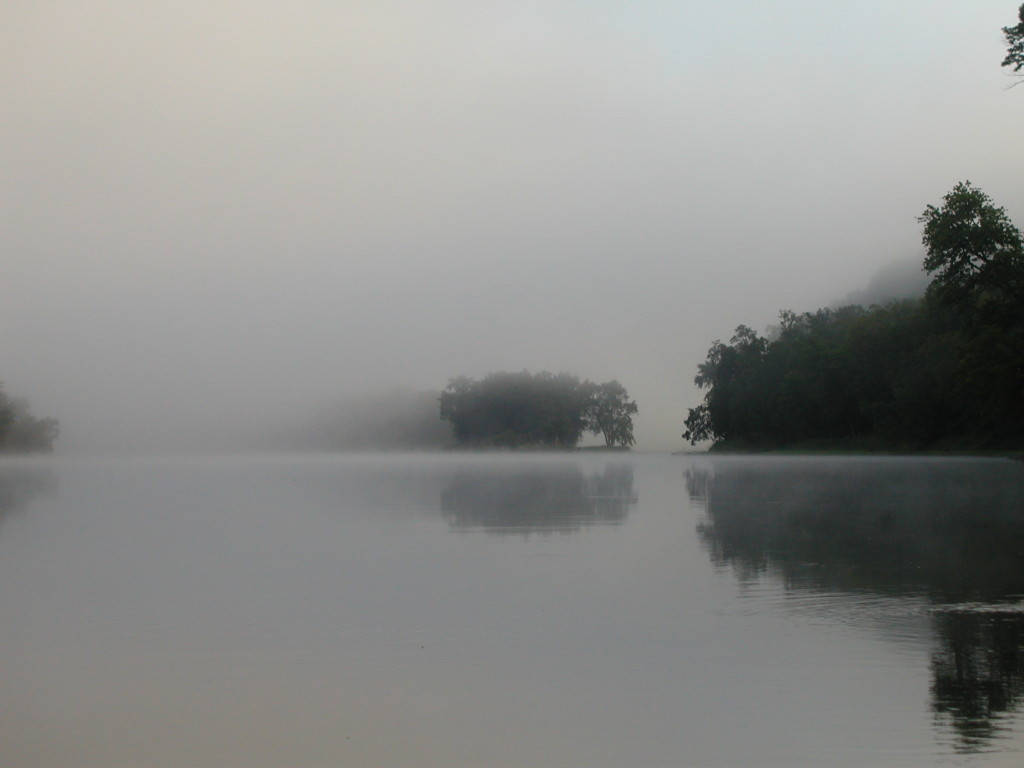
[683,182,1024,451]
[681,8,1024,451]
[440,371,637,449]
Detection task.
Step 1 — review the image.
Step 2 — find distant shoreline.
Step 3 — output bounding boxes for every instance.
[676,446,1024,462]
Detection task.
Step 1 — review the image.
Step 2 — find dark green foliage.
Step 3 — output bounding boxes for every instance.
[440,371,586,448]
[1003,4,1024,74]
[583,380,638,447]
[919,182,1024,305]
[440,371,637,449]
[920,182,1024,443]
[0,390,59,453]
[684,303,937,448]
[684,183,1024,450]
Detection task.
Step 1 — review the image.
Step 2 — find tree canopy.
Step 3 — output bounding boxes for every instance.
[440,371,637,449]
[0,387,59,453]
[919,181,1024,306]
[683,183,1024,451]
[584,380,638,448]
[1003,4,1024,76]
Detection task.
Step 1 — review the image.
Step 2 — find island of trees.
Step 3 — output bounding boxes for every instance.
[0,386,59,453]
[683,182,1024,452]
[440,371,637,449]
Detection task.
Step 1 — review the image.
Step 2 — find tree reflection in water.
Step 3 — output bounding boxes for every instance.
[0,466,54,530]
[687,458,1024,752]
[441,463,636,534]
[931,607,1024,750]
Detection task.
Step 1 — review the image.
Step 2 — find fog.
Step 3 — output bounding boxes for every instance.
[2,1,1022,453]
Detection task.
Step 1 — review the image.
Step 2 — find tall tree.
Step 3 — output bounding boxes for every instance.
[918,181,1024,308]
[920,183,1024,442]
[683,326,771,446]
[583,380,638,447]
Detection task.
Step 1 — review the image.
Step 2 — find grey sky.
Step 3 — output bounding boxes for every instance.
[2,1,1022,452]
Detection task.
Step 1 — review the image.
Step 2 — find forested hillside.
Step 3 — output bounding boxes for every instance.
[683,182,1024,451]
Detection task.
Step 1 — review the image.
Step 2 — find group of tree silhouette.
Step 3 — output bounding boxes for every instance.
[683,182,1024,451]
[440,371,637,449]
[0,386,58,453]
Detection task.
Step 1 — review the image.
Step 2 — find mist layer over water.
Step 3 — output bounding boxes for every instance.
[1,453,1023,767]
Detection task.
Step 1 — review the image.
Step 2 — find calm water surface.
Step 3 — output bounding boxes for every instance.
[1,452,1023,767]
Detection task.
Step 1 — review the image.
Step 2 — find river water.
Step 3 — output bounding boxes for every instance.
[1,452,1023,767]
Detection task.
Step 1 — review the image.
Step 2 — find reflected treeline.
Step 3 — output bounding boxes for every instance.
[441,463,636,534]
[688,459,1024,751]
[931,608,1024,750]
[0,467,55,528]
[689,460,1024,601]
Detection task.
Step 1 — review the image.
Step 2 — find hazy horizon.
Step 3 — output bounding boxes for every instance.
[3,1,1022,453]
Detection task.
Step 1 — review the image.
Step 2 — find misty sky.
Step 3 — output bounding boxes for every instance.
[3,1,1022,452]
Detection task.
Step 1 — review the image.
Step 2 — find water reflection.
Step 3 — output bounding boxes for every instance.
[0,465,54,528]
[441,462,636,534]
[688,458,1024,751]
[931,607,1024,750]
[689,459,1024,600]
